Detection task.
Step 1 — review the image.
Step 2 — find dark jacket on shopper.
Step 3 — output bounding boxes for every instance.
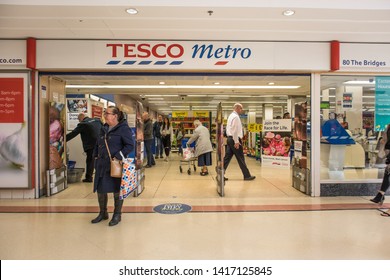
[384,125,390,164]
[93,120,134,193]
[144,118,153,140]
[153,121,162,138]
[66,117,102,151]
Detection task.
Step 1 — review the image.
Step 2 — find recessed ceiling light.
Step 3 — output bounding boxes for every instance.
[268,82,275,85]
[283,9,295,16]
[126,8,138,15]
[159,81,165,85]
[214,82,220,85]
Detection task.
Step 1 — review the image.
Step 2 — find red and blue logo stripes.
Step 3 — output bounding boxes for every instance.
[107,60,184,65]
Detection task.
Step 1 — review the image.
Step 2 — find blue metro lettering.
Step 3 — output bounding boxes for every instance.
[192,44,251,59]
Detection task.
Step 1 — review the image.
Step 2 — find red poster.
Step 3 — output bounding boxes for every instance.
[91,104,103,118]
[0,78,24,123]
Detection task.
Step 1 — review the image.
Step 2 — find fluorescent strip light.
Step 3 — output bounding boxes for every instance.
[192,106,217,108]
[65,85,300,89]
[144,95,179,97]
[343,80,375,85]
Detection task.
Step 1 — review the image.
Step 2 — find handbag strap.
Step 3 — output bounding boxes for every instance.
[104,135,113,160]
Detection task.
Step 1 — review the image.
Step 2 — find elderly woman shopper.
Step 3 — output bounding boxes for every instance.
[92,106,134,226]
[187,119,213,176]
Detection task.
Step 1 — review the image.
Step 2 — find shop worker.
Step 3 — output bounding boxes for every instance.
[66,113,102,183]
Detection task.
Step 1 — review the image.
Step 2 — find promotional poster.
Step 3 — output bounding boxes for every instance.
[0,74,30,188]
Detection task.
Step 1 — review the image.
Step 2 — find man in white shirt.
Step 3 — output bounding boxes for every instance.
[223,103,255,181]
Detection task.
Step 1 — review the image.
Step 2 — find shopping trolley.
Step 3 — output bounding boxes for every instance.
[179,138,197,175]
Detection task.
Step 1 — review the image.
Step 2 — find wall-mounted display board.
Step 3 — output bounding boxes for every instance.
[0,73,31,189]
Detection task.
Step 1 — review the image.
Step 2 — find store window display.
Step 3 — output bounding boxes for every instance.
[320,75,390,183]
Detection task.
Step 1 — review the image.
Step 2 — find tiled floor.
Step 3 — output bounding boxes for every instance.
[1,153,390,260]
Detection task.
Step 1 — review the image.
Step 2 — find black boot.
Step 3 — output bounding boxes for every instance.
[91,193,109,223]
[109,192,123,226]
[370,192,385,205]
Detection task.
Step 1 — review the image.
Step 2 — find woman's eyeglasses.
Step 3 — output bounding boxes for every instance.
[103,111,115,116]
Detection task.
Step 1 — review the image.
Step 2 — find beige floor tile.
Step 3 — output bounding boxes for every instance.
[2,154,390,260]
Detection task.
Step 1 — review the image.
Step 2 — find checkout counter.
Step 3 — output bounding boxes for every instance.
[321,119,365,179]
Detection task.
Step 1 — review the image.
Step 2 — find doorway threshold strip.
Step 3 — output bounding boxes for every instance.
[0,203,388,213]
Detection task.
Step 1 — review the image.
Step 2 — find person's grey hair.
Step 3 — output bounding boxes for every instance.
[193,119,202,126]
[233,103,243,110]
[78,112,87,120]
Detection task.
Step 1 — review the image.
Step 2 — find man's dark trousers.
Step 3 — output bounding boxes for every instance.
[223,137,251,178]
[85,148,95,181]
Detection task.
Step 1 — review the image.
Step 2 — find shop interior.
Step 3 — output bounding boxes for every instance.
[42,73,388,199]
[320,75,387,182]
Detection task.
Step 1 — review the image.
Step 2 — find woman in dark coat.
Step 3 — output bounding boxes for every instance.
[371,124,390,209]
[92,106,134,226]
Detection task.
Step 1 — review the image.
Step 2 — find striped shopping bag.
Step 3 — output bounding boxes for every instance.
[119,157,137,200]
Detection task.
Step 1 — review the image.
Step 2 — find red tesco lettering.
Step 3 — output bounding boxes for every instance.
[106,43,184,58]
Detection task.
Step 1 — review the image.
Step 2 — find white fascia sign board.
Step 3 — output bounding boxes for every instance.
[37,40,329,71]
[0,40,26,69]
[339,43,390,72]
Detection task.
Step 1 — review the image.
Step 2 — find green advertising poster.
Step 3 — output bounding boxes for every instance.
[375,76,390,131]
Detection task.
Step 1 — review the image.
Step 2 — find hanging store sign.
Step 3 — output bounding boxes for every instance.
[192,111,209,118]
[248,123,262,132]
[172,111,188,118]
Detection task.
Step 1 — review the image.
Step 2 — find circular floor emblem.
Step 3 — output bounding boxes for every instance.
[153,203,192,214]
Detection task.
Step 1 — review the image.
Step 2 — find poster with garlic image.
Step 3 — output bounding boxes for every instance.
[0,73,30,188]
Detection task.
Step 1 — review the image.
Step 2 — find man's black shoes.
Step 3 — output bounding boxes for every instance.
[244,176,256,181]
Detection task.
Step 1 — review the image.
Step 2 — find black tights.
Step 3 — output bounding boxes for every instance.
[380,171,390,193]
[162,135,171,157]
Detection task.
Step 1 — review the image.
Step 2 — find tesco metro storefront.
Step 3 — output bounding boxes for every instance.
[0,39,390,199]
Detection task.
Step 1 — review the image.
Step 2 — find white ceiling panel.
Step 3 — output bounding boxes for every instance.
[0,1,389,42]
[2,1,388,114]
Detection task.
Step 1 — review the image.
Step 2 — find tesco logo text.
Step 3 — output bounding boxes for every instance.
[106,43,184,58]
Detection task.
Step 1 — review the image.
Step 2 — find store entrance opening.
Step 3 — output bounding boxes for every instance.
[40,73,311,200]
